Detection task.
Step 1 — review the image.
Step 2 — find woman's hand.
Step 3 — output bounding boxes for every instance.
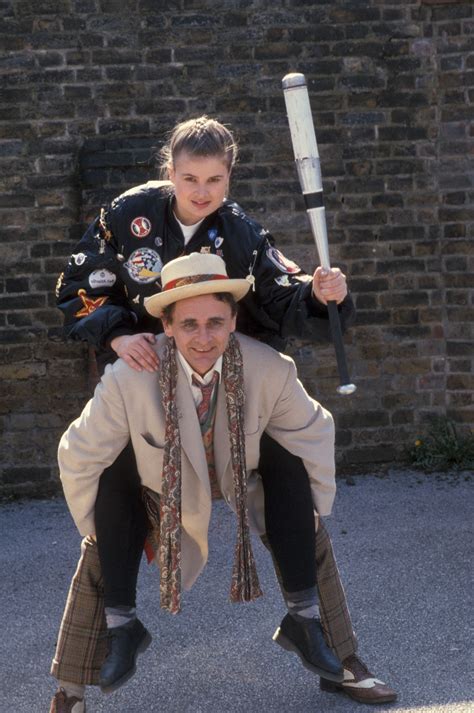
[312,267,348,305]
[110,333,160,372]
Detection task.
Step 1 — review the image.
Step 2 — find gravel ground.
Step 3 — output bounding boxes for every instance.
[0,470,472,713]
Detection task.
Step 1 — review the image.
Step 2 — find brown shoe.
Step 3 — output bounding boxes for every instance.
[320,654,397,704]
[49,688,86,713]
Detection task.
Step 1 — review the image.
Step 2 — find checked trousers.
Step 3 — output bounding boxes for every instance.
[50,524,357,685]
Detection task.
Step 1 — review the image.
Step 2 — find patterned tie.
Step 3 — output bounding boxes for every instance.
[192,371,219,425]
[192,371,221,499]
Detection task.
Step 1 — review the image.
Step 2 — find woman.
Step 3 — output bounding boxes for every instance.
[57,116,352,370]
[54,116,361,698]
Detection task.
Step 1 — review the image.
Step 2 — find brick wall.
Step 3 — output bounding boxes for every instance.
[1,0,473,494]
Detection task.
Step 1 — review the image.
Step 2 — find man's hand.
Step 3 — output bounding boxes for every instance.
[110,333,159,372]
[312,266,348,305]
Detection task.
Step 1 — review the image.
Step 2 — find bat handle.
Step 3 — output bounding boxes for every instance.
[326,301,357,395]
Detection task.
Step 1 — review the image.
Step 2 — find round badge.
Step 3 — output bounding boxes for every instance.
[124,248,163,284]
[266,247,301,274]
[130,216,152,238]
[72,252,87,266]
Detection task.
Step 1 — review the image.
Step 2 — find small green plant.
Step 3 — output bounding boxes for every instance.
[409,417,474,471]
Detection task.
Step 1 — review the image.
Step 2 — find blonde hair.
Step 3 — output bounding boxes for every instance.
[159,116,238,178]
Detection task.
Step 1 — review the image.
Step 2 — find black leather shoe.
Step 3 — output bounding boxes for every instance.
[273,614,344,682]
[99,618,152,694]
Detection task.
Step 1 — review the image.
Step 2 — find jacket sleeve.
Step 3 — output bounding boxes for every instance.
[223,203,355,344]
[251,230,355,343]
[56,209,138,350]
[264,356,336,517]
[58,365,131,536]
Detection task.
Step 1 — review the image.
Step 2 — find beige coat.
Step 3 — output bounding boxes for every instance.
[59,332,336,591]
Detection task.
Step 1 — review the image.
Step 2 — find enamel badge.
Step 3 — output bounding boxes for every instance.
[130,216,152,238]
[72,253,87,266]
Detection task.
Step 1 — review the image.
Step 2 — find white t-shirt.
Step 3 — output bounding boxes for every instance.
[174,214,205,245]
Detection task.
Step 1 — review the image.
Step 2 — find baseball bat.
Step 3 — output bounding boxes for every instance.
[282,72,356,395]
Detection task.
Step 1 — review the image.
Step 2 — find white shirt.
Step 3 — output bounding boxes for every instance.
[174,214,205,246]
[177,350,222,408]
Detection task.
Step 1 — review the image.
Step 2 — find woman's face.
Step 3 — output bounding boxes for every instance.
[168,151,230,226]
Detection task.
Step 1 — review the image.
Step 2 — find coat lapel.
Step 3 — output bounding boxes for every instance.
[214,381,231,481]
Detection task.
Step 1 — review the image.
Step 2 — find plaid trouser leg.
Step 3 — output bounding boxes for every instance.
[262,519,358,662]
[314,520,358,661]
[50,537,107,686]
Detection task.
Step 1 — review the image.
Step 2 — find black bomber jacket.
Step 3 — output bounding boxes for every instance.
[56,181,355,366]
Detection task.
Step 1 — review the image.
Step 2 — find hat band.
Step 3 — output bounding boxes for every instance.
[163,273,229,291]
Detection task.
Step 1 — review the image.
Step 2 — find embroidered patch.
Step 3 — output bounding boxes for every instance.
[75,289,108,317]
[130,216,152,238]
[200,246,211,254]
[266,247,301,274]
[208,228,218,241]
[72,252,87,266]
[216,249,224,257]
[124,247,163,283]
[88,269,116,289]
[274,275,291,287]
[215,237,224,249]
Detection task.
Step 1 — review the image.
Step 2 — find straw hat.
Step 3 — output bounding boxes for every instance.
[144,252,251,317]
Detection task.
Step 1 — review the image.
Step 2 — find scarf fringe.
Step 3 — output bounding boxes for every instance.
[224,334,262,604]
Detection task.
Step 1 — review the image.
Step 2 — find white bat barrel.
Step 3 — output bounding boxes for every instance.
[282,73,330,270]
[282,73,322,196]
[282,72,356,395]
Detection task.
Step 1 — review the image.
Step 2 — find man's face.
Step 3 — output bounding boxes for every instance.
[162,294,236,376]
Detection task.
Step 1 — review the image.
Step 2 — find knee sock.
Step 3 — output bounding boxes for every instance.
[58,680,85,700]
[284,584,320,620]
[105,605,136,629]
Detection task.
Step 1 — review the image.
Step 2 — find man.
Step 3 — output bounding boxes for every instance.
[50,254,396,712]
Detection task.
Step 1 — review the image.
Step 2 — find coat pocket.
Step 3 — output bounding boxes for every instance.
[134,433,165,493]
[140,432,165,449]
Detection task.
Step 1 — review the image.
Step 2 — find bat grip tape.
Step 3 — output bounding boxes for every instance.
[303,192,324,210]
[327,301,352,387]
